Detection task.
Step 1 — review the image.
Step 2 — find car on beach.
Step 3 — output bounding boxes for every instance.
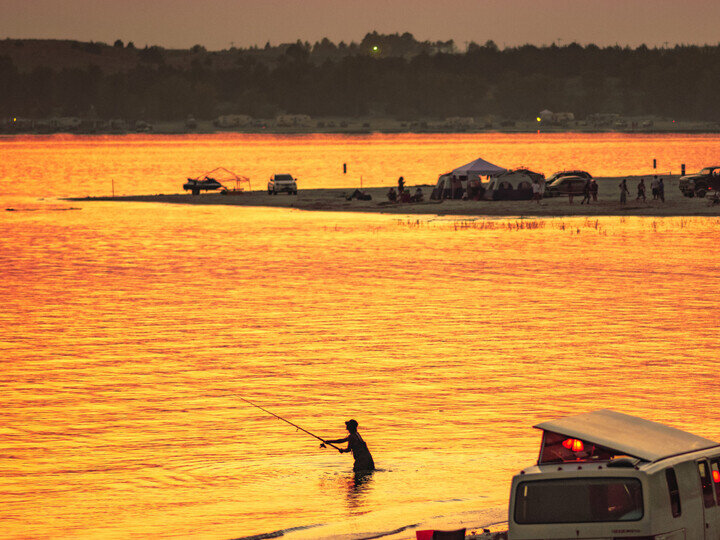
[544,175,590,197]
[678,165,720,198]
[268,174,298,195]
[545,170,592,184]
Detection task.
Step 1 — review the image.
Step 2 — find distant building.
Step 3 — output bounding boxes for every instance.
[588,113,621,127]
[5,117,34,131]
[50,117,82,131]
[538,110,575,125]
[538,109,554,122]
[554,112,575,123]
[109,119,129,131]
[214,114,252,128]
[275,114,311,127]
[444,116,475,129]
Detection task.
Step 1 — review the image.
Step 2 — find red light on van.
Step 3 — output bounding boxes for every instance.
[562,438,584,452]
[713,470,720,483]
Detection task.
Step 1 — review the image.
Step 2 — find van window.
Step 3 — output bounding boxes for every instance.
[697,460,716,508]
[711,460,720,502]
[514,478,643,524]
[665,468,681,517]
[538,430,617,464]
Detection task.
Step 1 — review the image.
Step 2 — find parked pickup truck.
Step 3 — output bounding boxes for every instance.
[679,166,720,198]
[268,174,298,195]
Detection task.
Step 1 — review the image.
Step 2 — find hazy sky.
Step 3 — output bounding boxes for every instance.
[2,0,718,50]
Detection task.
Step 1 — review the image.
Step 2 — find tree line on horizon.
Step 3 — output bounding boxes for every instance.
[0,33,718,122]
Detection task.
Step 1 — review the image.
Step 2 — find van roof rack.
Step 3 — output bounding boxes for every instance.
[607,456,641,468]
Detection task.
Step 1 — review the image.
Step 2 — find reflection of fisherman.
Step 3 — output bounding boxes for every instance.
[324,419,375,472]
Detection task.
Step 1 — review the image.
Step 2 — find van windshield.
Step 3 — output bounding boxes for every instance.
[515,478,643,524]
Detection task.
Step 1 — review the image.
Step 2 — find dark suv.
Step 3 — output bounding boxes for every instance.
[544,176,589,197]
[546,170,593,184]
[544,171,592,198]
[679,166,720,198]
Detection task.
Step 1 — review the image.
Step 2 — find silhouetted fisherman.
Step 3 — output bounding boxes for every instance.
[324,419,375,472]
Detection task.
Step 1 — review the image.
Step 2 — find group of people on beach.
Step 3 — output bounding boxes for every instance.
[387,176,424,203]
[619,175,665,204]
[371,174,670,206]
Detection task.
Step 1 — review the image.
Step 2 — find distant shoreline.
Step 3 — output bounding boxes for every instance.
[6,120,720,137]
[66,178,720,218]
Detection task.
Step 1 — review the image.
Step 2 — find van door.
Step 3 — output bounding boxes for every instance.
[697,460,720,539]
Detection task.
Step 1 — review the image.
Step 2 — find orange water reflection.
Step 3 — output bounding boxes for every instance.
[1,132,720,197]
[2,198,720,538]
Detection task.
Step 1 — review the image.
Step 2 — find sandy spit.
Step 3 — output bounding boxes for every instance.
[68,176,720,218]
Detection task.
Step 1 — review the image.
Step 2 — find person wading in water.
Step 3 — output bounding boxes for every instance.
[324,419,375,472]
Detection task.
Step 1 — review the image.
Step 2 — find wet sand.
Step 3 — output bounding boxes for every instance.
[69,176,720,217]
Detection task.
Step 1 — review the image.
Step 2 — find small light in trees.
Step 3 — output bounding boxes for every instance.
[536,117,541,122]
[372,45,379,52]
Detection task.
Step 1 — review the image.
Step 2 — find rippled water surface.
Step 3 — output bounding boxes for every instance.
[2,132,720,197]
[2,134,720,539]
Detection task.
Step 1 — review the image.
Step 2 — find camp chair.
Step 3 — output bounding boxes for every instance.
[416,530,466,540]
[433,529,466,539]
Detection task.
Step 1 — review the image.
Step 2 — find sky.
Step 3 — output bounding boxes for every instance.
[2,0,719,51]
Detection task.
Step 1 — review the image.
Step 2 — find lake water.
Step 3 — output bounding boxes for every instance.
[2,134,720,539]
[3,132,720,197]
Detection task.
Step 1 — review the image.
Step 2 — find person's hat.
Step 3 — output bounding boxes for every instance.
[345,419,359,430]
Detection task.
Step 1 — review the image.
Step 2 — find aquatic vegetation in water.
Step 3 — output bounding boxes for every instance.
[394,216,720,236]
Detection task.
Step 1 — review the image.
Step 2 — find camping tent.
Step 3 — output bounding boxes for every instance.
[451,157,506,177]
[430,157,508,200]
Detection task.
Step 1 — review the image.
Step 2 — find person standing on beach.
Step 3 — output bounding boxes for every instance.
[580,178,592,204]
[651,175,660,199]
[620,178,629,204]
[531,178,541,204]
[658,177,665,202]
[590,178,599,202]
[398,176,405,193]
[636,178,646,202]
[324,419,375,472]
[442,176,452,200]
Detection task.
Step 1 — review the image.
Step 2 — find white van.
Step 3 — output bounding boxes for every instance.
[509,410,720,540]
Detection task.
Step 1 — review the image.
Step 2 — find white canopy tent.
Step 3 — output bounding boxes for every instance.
[451,157,507,177]
[432,157,508,200]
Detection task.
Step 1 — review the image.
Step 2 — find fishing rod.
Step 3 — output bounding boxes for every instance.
[238,396,341,451]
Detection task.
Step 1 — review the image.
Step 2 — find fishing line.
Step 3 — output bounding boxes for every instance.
[238,396,341,451]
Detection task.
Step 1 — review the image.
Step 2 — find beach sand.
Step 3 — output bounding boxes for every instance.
[70,176,720,217]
